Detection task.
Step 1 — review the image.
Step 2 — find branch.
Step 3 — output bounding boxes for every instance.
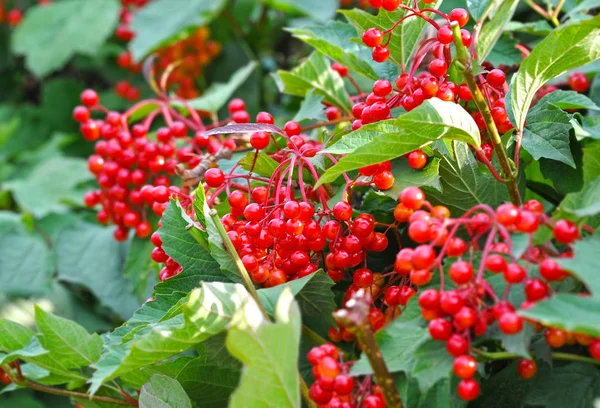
[335,290,403,408]
[473,348,600,366]
[450,22,522,206]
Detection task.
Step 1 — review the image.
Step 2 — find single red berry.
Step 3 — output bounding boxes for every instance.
[428,59,448,77]
[588,340,600,360]
[373,170,394,190]
[568,72,589,93]
[437,26,454,44]
[524,278,548,302]
[326,106,342,121]
[408,150,427,169]
[487,69,506,88]
[449,8,469,27]
[250,131,270,150]
[449,261,474,285]
[228,98,246,113]
[453,355,477,379]
[333,374,354,395]
[496,203,519,225]
[411,245,436,270]
[428,318,452,340]
[485,254,507,273]
[81,89,99,107]
[504,263,527,284]
[332,62,349,77]
[205,168,225,188]
[458,84,472,101]
[333,201,353,221]
[372,79,393,96]
[545,328,567,348]
[553,219,579,244]
[372,46,390,62]
[518,359,537,379]
[457,378,480,401]
[362,28,383,48]
[400,186,425,209]
[418,288,440,310]
[539,259,566,281]
[446,334,469,357]
[498,312,523,335]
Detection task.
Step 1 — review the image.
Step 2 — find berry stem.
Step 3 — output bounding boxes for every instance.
[472,349,600,366]
[450,22,522,206]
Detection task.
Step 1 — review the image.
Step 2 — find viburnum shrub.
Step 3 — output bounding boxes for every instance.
[1,1,600,408]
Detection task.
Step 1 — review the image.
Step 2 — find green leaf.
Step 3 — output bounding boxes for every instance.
[259,0,336,23]
[467,0,493,20]
[557,235,600,296]
[275,52,352,113]
[341,0,442,70]
[11,0,120,77]
[582,141,600,183]
[123,237,155,300]
[55,223,139,320]
[538,90,600,111]
[239,151,280,178]
[564,0,600,20]
[572,115,600,140]
[0,320,34,353]
[258,271,336,337]
[519,294,600,337]
[192,188,241,284]
[159,200,230,285]
[485,322,535,358]
[522,103,574,167]
[485,35,522,68]
[40,78,85,132]
[4,157,94,218]
[34,307,103,367]
[317,99,480,186]
[130,0,227,60]
[471,361,534,408]
[139,374,192,408]
[560,177,600,217]
[476,0,520,63]
[524,363,600,408]
[539,135,584,195]
[352,301,453,394]
[89,282,248,393]
[0,232,52,296]
[508,16,600,131]
[184,62,257,112]
[504,20,553,36]
[383,158,441,200]
[293,89,326,123]
[426,141,512,215]
[227,288,302,408]
[288,21,398,81]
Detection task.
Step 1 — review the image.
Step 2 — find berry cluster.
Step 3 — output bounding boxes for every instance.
[114,0,220,101]
[308,344,385,408]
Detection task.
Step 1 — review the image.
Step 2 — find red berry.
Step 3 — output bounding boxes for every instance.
[372,79,392,96]
[448,261,474,285]
[418,289,440,310]
[545,328,567,348]
[446,334,469,357]
[332,62,349,77]
[485,254,507,273]
[411,245,436,270]
[568,72,589,93]
[457,378,480,401]
[517,359,537,379]
[524,278,548,302]
[487,69,506,88]
[205,168,225,188]
[256,111,274,124]
[498,312,523,335]
[428,59,448,77]
[553,219,579,244]
[408,150,427,169]
[333,375,354,395]
[449,8,469,27]
[437,26,454,44]
[250,131,270,150]
[588,340,600,360]
[326,106,341,121]
[496,203,519,226]
[333,201,353,221]
[373,170,394,190]
[428,318,452,340]
[539,259,566,281]
[458,84,472,101]
[400,186,425,209]
[453,355,477,379]
[81,89,99,107]
[504,263,527,284]
[362,28,383,48]
[372,46,390,62]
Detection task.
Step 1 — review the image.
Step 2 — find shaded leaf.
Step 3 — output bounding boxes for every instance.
[293,89,326,123]
[476,0,520,63]
[139,374,192,408]
[558,235,600,295]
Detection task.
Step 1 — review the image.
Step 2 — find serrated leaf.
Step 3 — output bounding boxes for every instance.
[288,22,399,81]
[11,0,120,77]
[383,158,441,200]
[55,223,139,320]
[524,363,600,408]
[34,307,102,367]
[340,0,442,70]
[508,17,600,131]
[557,235,600,296]
[239,151,280,178]
[317,99,480,186]
[89,282,248,394]
[258,271,336,337]
[519,294,600,337]
[129,0,227,60]
[227,288,301,408]
[276,52,351,113]
[4,157,94,218]
[139,374,192,408]
[538,90,600,111]
[293,89,326,123]
[425,141,511,215]
[184,62,257,112]
[476,0,519,63]
[522,103,574,167]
